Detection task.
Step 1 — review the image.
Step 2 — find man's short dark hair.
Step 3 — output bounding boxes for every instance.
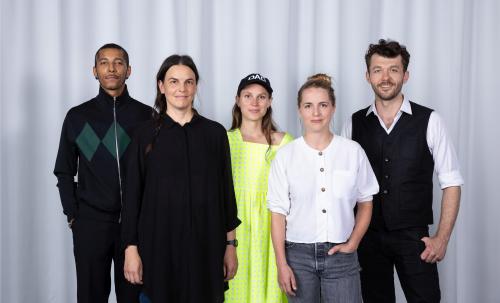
[365,39,410,71]
[94,43,129,66]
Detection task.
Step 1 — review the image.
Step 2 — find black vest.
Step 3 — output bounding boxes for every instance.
[352,101,435,230]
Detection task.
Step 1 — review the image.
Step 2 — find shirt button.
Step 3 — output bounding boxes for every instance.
[321,187,326,192]
[384,175,389,179]
[320,168,324,172]
[383,189,389,194]
[318,151,323,156]
[384,157,390,163]
[322,209,327,213]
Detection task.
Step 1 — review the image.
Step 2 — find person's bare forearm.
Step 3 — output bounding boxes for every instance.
[435,186,461,242]
[420,186,461,262]
[271,212,287,266]
[271,211,297,295]
[347,201,372,248]
[227,229,236,241]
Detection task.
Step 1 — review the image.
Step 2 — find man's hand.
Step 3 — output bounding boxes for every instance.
[277,263,297,296]
[420,236,448,263]
[420,186,461,264]
[223,245,238,281]
[124,245,143,284]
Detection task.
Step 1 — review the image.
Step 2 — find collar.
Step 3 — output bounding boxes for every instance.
[365,95,412,117]
[162,109,201,129]
[97,85,131,108]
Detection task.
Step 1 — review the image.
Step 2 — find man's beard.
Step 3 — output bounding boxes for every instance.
[373,81,403,101]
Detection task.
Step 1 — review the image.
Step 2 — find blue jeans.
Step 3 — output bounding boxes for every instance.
[285,241,362,303]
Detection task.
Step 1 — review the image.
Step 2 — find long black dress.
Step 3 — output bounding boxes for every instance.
[121,113,241,303]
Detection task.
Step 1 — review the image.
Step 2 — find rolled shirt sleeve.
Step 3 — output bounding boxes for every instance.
[427,112,464,189]
[267,149,290,216]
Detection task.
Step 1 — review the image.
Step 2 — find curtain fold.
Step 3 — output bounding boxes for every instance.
[1,0,498,302]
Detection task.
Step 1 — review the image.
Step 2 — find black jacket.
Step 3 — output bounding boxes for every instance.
[121,113,240,302]
[54,86,152,222]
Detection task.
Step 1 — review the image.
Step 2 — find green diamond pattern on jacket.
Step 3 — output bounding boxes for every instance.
[102,122,131,159]
[75,123,100,161]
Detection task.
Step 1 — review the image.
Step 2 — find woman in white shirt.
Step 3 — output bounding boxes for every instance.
[267,74,379,303]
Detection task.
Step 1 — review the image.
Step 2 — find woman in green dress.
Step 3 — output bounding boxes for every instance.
[225,73,293,302]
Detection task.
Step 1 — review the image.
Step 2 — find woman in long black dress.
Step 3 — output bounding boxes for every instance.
[121,55,241,303]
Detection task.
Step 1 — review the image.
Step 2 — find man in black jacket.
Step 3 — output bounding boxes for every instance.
[54,43,152,303]
[341,39,463,303]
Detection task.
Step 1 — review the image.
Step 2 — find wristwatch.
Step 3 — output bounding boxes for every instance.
[226,239,238,247]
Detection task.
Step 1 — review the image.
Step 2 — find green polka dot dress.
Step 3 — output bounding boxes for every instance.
[225,129,293,303]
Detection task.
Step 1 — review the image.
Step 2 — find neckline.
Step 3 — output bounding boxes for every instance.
[300,134,335,153]
[97,85,130,105]
[235,128,287,147]
[163,111,200,128]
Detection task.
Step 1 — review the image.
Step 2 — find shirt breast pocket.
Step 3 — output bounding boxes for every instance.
[331,170,357,199]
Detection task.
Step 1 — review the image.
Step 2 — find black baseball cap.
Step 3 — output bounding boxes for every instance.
[237,73,273,96]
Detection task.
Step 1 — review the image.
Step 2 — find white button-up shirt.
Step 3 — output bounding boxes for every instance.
[341,99,464,188]
[267,135,379,243]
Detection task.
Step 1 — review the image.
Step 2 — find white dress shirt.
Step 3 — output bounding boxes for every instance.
[267,135,379,243]
[341,98,464,189]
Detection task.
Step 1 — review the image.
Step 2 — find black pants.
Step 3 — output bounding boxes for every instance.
[358,227,440,303]
[72,218,140,303]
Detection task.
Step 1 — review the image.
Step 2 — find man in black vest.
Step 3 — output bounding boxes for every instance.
[341,39,463,302]
[54,43,152,302]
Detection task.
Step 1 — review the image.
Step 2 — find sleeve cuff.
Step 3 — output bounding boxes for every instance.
[226,217,242,232]
[357,195,373,203]
[267,205,288,216]
[438,170,464,189]
[122,239,139,251]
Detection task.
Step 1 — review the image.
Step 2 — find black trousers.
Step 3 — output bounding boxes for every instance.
[72,218,140,303]
[358,227,440,303]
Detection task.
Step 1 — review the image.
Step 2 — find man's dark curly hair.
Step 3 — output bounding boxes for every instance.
[365,39,410,72]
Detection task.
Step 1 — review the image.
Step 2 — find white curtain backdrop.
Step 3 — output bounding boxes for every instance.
[1,0,499,302]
